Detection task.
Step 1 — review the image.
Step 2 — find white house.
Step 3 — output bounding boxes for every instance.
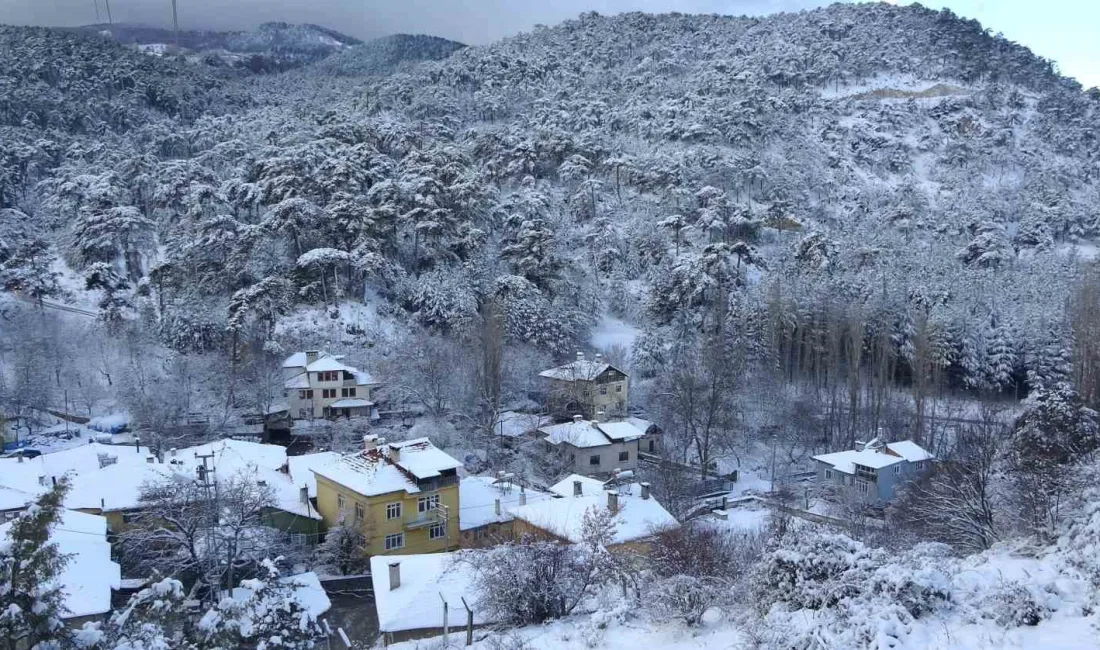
[540,415,647,477]
[282,351,381,420]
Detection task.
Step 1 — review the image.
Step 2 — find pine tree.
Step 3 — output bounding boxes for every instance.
[0,480,71,650]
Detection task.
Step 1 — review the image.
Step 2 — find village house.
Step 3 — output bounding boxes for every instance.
[509,474,679,553]
[813,438,934,503]
[539,352,629,420]
[59,439,325,539]
[282,350,381,420]
[370,552,491,646]
[541,415,648,477]
[0,509,121,628]
[458,474,556,548]
[312,435,462,556]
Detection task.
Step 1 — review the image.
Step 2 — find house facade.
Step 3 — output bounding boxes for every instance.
[813,439,934,503]
[539,352,629,420]
[282,351,381,420]
[312,436,462,556]
[540,416,647,477]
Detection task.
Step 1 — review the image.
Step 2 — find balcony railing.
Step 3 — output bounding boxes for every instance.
[416,475,458,492]
[404,511,443,530]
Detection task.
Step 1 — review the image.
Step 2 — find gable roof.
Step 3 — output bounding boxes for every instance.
[813,439,933,474]
[540,419,645,448]
[284,373,311,389]
[0,509,120,619]
[458,476,557,531]
[509,485,678,545]
[311,438,462,498]
[538,358,623,382]
[370,553,488,634]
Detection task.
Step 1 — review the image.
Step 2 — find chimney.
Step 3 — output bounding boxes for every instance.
[300,486,309,505]
[519,492,527,506]
[16,452,22,463]
[170,448,177,457]
[594,353,602,363]
[595,409,605,423]
[306,350,320,365]
[100,498,105,509]
[494,498,501,516]
[135,437,141,452]
[607,490,619,513]
[576,351,584,362]
[573,480,583,497]
[573,414,584,423]
[640,482,650,500]
[363,434,379,451]
[51,476,57,486]
[388,445,401,463]
[388,562,401,591]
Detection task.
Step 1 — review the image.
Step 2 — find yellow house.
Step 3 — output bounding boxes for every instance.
[313,435,462,556]
[539,352,629,420]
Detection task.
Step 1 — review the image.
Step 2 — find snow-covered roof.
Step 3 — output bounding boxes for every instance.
[284,373,311,389]
[625,417,656,434]
[390,438,464,479]
[313,438,462,497]
[597,421,645,442]
[458,476,557,531]
[287,452,341,499]
[352,370,378,386]
[180,439,288,473]
[0,509,120,619]
[541,420,613,448]
[63,461,179,512]
[886,440,935,463]
[548,474,606,498]
[0,442,155,499]
[538,359,616,382]
[306,357,348,372]
[0,485,32,511]
[509,487,678,545]
[492,411,546,438]
[282,351,310,368]
[370,553,489,634]
[330,398,374,409]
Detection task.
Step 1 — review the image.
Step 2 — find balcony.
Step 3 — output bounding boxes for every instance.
[416,475,458,492]
[404,511,444,530]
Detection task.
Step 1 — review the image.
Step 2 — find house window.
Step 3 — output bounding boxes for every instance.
[317,371,339,382]
[429,523,446,540]
[384,533,404,550]
[322,389,336,399]
[342,387,357,398]
[856,480,869,494]
[355,502,365,520]
[618,451,629,462]
[337,494,346,512]
[418,494,439,513]
[893,465,901,475]
[386,502,402,520]
[648,440,655,452]
[600,386,608,395]
[825,469,833,480]
[298,408,309,419]
[589,454,600,466]
[915,461,925,471]
[616,385,622,392]
[299,390,313,400]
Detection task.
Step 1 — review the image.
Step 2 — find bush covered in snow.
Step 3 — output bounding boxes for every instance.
[751,531,953,647]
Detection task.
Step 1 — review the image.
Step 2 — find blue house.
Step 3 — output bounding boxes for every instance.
[813,439,933,503]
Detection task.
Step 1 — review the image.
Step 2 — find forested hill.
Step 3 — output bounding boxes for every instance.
[2,3,1099,396]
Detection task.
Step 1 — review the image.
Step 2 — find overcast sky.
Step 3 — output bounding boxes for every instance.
[2,0,1096,88]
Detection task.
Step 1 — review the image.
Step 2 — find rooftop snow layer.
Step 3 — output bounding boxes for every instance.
[886,440,935,463]
[370,553,489,633]
[538,359,613,382]
[390,437,463,479]
[287,451,340,499]
[541,420,613,448]
[548,474,606,498]
[0,509,120,619]
[596,421,645,441]
[458,476,557,531]
[330,398,374,408]
[509,487,678,544]
[284,373,311,389]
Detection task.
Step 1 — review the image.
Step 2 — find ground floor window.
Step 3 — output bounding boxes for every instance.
[856,479,869,494]
[618,451,629,462]
[825,469,833,480]
[589,454,600,466]
[429,523,446,540]
[385,533,404,550]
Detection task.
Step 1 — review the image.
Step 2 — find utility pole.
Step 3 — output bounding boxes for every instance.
[195,452,219,603]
